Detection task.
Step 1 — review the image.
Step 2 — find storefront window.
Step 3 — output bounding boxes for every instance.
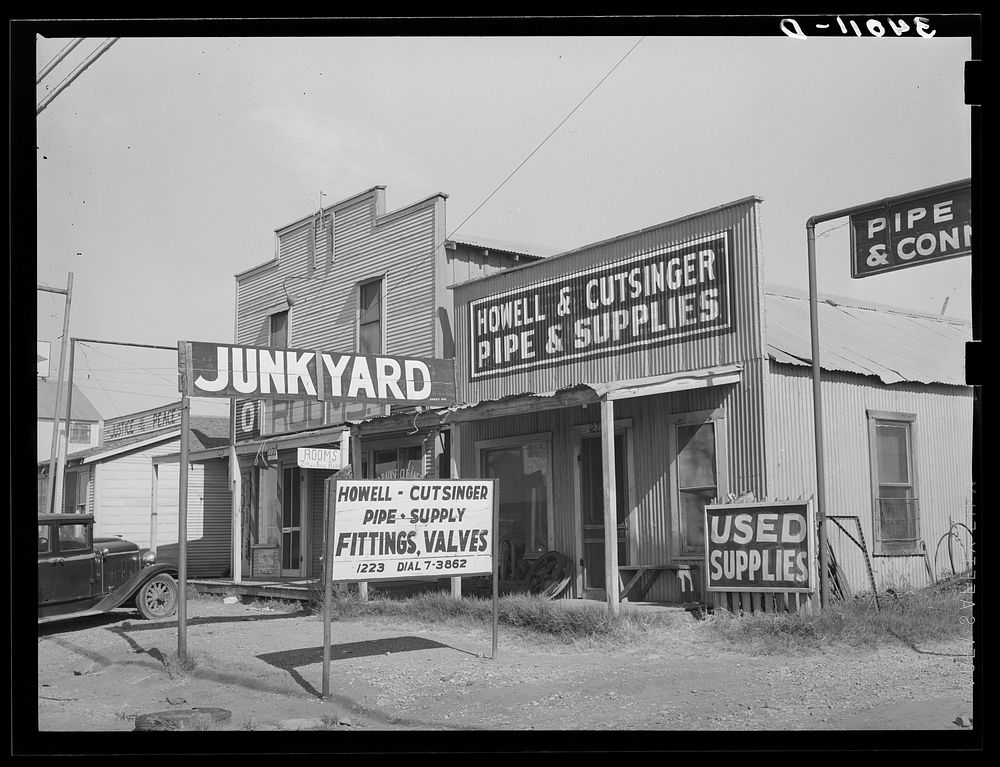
[482,440,551,567]
[373,445,424,478]
[671,410,726,557]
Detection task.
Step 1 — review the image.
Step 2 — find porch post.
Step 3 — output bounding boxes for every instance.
[601,397,621,612]
[449,425,462,599]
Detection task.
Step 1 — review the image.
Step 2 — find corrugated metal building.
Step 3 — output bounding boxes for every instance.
[177,185,549,583]
[445,196,972,606]
[39,404,232,577]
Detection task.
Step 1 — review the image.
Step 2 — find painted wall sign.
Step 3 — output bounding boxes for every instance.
[468,232,734,379]
[179,342,456,405]
[235,398,261,441]
[103,403,182,443]
[850,179,971,278]
[704,500,816,593]
[297,447,342,470]
[326,479,496,582]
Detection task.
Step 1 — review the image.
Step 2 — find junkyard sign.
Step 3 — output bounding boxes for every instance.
[850,179,971,278]
[178,342,456,406]
[704,500,816,593]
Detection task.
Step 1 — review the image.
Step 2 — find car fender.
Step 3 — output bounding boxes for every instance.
[92,564,177,613]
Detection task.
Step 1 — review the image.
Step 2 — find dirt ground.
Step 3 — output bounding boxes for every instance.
[33,593,975,740]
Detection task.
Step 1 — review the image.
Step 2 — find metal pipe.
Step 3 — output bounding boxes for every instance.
[45,273,73,514]
[806,221,831,609]
[36,37,84,84]
[37,38,119,115]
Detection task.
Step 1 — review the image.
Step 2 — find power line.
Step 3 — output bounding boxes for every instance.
[36,37,84,84]
[445,36,645,242]
[79,345,120,417]
[37,37,120,115]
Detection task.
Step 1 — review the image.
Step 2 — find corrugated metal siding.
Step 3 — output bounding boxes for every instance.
[453,198,765,403]
[153,462,233,578]
[765,362,973,593]
[764,290,970,386]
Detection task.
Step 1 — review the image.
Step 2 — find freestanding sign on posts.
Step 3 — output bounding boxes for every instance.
[704,500,816,593]
[321,478,499,698]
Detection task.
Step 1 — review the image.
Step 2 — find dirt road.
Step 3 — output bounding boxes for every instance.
[34,595,974,735]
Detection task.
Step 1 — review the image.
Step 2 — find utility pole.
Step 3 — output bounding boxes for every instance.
[38,273,73,514]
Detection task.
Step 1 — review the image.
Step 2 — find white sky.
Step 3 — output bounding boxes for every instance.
[34,30,974,419]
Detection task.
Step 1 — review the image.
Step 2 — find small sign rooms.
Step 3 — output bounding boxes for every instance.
[704,500,816,593]
[469,232,734,378]
[850,179,971,278]
[178,342,456,406]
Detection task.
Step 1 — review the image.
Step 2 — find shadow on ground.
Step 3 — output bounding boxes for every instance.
[257,636,475,700]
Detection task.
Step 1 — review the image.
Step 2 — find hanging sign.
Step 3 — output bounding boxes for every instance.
[704,500,816,593]
[103,403,182,443]
[468,231,734,379]
[297,447,342,470]
[178,342,456,405]
[850,178,971,278]
[325,479,496,582]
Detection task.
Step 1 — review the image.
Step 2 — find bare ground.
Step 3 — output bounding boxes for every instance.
[35,594,975,735]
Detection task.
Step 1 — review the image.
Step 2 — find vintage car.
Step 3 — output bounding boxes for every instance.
[38,513,178,624]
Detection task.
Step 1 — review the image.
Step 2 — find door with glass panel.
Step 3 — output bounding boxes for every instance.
[579,432,629,600]
[672,416,723,560]
[280,467,303,577]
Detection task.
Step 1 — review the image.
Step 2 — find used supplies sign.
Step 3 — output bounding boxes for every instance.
[326,479,496,582]
[704,500,816,593]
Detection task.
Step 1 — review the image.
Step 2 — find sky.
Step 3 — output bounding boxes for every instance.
[32,23,975,420]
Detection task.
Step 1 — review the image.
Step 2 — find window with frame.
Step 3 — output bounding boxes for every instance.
[62,470,88,514]
[371,445,424,478]
[867,411,920,555]
[359,279,383,355]
[69,421,92,443]
[670,410,727,557]
[270,310,288,348]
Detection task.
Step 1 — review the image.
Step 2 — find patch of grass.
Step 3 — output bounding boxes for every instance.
[308,591,677,642]
[114,704,136,722]
[703,588,973,654]
[160,650,199,679]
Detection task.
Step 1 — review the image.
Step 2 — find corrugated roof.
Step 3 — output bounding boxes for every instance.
[37,380,103,421]
[47,415,231,466]
[764,287,971,386]
[448,235,562,260]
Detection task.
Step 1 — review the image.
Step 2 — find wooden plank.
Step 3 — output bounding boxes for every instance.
[619,567,649,602]
[600,399,620,609]
[751,591,763,614]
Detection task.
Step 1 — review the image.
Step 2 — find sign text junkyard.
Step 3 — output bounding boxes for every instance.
[850,179,971,278]
[179,342,456,405]
[327,479,496,582]
[704,500,816,593]
[469,232,734,378]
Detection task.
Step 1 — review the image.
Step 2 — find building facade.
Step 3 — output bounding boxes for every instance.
[446,197,973,607]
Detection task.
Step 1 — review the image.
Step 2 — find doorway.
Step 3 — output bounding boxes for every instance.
[577,430,631,600]
[280,466,304,577]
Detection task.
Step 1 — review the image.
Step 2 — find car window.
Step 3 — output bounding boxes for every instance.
[57,523,90,552]
[38,525,52,553]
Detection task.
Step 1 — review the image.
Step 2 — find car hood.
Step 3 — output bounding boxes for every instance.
[93,537,142,555]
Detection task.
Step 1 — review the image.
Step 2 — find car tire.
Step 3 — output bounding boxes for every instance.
[135,574,178,620]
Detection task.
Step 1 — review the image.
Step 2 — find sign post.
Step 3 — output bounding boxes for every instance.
[320,477,497,695]
[805,178,971,609]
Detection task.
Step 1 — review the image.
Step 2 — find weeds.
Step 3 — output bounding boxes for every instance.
[114,704,136,722]
[703,587,973,654]
[306,591,678,642]
[160,650,199,679]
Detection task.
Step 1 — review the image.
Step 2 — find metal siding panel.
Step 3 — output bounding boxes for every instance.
[454,200,764,403]
[766,362,973,593]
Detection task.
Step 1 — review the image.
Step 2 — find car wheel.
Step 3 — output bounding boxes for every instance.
[135,574,178,620]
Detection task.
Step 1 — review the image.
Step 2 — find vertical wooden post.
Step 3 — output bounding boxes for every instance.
[322,478,336,698]
[45,273,73,515]
[601,397,620,612]
[350,429,368,601]
[230,398,242,585]
[178,394,190,661]
[149,463,158,555]
[449,426,462,599]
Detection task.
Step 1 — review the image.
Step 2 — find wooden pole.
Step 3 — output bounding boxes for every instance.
[449,426,462,599]
[350,429,368,601]
[178,395,189,661]
[45,272,73,514]
[492,478,499,660]
[600,397,620,613]
[230,398,242,585]
[149,463,158,555]
[322,478,336,698]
